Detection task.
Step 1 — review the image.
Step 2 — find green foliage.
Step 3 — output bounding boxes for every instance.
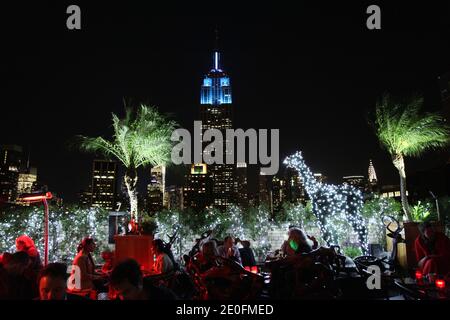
[140,215,158,235]
[410,201,433,222]
[373,94,450,158]
[342,246,362,259]
[361,197,402,248]
[277,202,316,228]
[76,104,177,169]
[0,205,109,263]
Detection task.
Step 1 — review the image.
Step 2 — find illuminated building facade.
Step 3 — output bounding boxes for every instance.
[272,176,287,215]
[343,175,366,191]
[17,167,38,195]
[199,48,236,211]
[184,163,212,212]
[78,185,92,207]
[91,159,117,210]
[146,165,166,213]
[0,145,23,203]
[285,167,306,204]
[235,162,248,208]
[258,170,272,207]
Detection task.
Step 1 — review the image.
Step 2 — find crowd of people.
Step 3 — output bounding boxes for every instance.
[0,221,449,300]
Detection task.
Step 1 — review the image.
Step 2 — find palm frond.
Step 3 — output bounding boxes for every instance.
[74,104,177,170]
[373,94,450,158]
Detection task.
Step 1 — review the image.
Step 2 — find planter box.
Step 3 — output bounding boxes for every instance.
[386,221,444,271]
[114,235,154,272]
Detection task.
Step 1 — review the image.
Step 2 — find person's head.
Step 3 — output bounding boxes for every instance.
[38,263,68,300]
[101,251,114,261]
[110,259,143,300]
[201,241,218,261]
[152,239,165,255]
[241,240,251,249]
[77,237,96,253]
[223,236,234,248]
[15,235,35,252]
[419,222,435,241]
[5,251,30,275]
[287,227,312,254]
[0,252,12,267]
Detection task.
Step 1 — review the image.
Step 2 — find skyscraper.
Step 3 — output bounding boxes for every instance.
[368,160,378,185]
[367,159,379,193]
[17,167,38,195]
[184,163,212,212]
[146,165,166,213]
[285,167,306,204]
[258,170,272,207]
[0,145,23,203]
[342,175,366,191]
[91,159,117,210]
[235,162,248,208]
[199,42,236,211]
[271,176,287,215]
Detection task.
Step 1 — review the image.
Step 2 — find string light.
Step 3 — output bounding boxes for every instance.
[284,151,368,253]
[0,206,109,263]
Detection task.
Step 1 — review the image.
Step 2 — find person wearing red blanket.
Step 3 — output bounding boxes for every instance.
[415,222,450,277]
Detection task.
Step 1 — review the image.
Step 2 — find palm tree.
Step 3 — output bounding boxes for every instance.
[77,104,177,223]
[373,94,450,221]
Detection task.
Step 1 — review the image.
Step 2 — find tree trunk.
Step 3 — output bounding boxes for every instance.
[124,167,138,223]
[392,154,412,221]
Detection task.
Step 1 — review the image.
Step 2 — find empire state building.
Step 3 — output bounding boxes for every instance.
[199,48,235,211]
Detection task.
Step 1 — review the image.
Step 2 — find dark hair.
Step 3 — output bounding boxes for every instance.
[38,263,68,284]
[110,259,142,288]
[77,237,95,253]
[224,236,233,242]
[418,222,433,236]
[10,251,30,266]
[0,252,12,266]
[241,240,251,248]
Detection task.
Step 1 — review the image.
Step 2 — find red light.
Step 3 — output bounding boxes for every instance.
[251,266,258,274]
[244,266,251,272]
[20,192,53,202]
[415,270,423,280]
[436,279,446,289]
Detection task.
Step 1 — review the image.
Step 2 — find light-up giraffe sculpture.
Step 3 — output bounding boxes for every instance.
[284,151,368,254]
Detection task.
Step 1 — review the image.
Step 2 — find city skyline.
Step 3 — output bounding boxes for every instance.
[2,2,450,203]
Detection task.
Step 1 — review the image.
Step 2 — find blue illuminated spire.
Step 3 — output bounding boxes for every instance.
[213,27,220,71]
[200,28,232,105]
[214,51,220,71]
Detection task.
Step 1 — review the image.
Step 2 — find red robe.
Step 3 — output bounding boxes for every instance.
[415,232,450,276]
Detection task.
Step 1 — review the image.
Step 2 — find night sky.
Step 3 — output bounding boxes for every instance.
[2,1,450,202]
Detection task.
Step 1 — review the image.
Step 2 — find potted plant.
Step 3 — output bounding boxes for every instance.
[401,201,443,271]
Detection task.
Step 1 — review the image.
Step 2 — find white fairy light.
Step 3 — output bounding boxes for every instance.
[284,151,368,253]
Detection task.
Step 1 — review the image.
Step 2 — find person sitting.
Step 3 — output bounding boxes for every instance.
[415,222,450,277]
[217,236,242,265]
[194,241,220,273]
[70,237,104,291]
[152,239,175,275]
[109,259,177,300]
[101,251,115,274]
[2,251,36,299]
[238,240,257,267]
[281,227,314,256]
[38,263,86,300]
[15,235,42,273]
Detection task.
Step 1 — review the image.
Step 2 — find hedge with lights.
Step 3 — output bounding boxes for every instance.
[0,205,109,263]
